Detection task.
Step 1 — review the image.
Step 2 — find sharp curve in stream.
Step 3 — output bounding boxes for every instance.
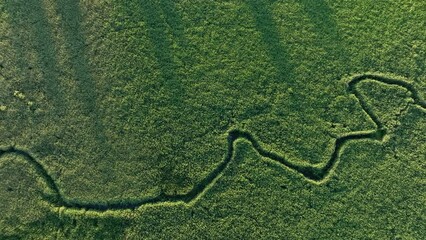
[1,73,425,212]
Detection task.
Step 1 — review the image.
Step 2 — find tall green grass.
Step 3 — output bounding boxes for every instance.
[0,0,425,238]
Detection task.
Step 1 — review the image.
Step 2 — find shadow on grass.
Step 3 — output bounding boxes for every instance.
[55,0,108,151]
[4,0,67,117]
[138,0,186,106]
[299,0,349,70]
[246,0,294,86]
[5,0,108,149]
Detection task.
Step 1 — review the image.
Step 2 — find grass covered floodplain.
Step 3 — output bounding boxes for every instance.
[0,0,425,239]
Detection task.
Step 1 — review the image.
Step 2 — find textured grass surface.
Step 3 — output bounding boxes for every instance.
[1,0,425,239]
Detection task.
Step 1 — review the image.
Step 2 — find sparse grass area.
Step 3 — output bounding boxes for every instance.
[0,0,425,239]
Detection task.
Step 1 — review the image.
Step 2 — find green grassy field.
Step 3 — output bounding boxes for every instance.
[1,0,425,239]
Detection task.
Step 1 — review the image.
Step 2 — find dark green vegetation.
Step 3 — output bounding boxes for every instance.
[0,0,425,239]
